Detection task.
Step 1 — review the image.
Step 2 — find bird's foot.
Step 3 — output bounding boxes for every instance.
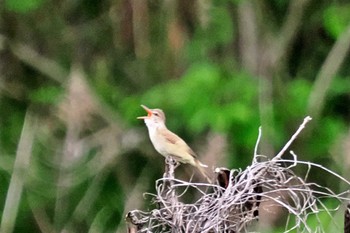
[165,156,178,167]
[164,156,178,179]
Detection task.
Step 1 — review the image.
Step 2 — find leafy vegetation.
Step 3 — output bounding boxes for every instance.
[0,0,349,232]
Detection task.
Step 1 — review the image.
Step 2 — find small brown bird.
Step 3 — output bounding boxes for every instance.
[137,105,210,182]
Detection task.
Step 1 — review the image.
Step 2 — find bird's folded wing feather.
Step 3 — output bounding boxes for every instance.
[160,129,198,158]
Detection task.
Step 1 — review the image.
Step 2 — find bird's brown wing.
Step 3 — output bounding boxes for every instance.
[186,146,198,158]
[161,129,178,144]
[161,129,198,158]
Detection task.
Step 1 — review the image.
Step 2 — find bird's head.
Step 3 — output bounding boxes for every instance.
[137,105,166,128]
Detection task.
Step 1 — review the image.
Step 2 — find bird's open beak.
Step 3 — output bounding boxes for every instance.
[137,105,152,119]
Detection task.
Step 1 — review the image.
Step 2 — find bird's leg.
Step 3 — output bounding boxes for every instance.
[164,156,177,179]
[172,160,180,169]
[165,156,179,170]
[165,156,177,166]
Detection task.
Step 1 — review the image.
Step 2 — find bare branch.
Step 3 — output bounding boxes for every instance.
[275,0,311,62]
[273,116,312,160]
[0,34,68,83]
[126,116,350,232]
[307,23,350,120]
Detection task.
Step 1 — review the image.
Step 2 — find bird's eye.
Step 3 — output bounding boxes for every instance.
[153,112,159,116]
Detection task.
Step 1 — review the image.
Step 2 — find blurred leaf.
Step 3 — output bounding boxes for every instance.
[310,117,346,157]
[137,62,222,130]
[0,100,25,152]
[5,0,45,13]
[186,6,234,61]
[29,86,63,104]
[207,7,234,45]
[120,96,144,125]
[226,102,253,124]
[189,107,212,133]
[285,79,312,118]
[329,76,350,95]
[323,4,350,39]
[182,63,221,89]
[177,63,221,132]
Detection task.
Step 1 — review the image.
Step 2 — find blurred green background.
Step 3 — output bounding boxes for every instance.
[0,0,350,232]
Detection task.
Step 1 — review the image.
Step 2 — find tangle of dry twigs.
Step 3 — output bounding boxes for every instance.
[126,116,350,232]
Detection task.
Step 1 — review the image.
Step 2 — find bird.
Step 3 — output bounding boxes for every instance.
[137,104,210,182]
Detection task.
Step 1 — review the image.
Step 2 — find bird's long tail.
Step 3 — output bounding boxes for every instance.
[195,160,211,183]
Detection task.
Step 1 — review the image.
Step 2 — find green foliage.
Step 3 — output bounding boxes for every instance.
[323,4,350,39]
[329,76,350,96]
[310,117,346,157]
[5,0,45,13]
[29,86,63,104]
[207,7,234,45]
[186,6,234,62]
[1,0,350,232]
[137,62,258,133]
[285,79,312,118]
[0,99,26,153]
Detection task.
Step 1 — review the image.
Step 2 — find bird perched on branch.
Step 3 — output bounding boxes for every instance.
[137,105,210,182]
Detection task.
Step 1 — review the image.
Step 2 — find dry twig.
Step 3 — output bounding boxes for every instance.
[126,116,350,232]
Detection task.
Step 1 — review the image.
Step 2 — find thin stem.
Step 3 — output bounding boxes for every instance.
[0,112,36,233]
